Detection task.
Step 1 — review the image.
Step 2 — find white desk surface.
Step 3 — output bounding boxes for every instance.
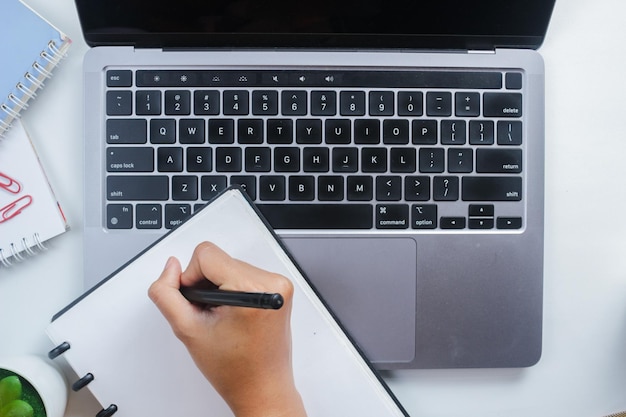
[2,0,625,416]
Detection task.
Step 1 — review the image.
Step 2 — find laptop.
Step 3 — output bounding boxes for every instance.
[76,0,555,369]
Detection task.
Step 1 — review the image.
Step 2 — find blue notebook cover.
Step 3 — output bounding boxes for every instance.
[0,0,71,137]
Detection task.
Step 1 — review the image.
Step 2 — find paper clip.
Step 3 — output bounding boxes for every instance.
[0,195,32,224]
[0,171,21,194]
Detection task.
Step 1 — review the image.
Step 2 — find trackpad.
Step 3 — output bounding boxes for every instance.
[283,237,416,364]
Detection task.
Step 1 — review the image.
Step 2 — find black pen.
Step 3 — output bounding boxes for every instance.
[180,288,284,310]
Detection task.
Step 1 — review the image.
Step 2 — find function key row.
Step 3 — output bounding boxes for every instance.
[106,69,517,89]
[106,90,522,118]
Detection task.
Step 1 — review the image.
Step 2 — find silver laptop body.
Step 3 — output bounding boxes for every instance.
[78,1,553,369]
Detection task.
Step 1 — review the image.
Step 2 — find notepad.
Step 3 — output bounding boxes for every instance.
[0,0,71,138]
[46,188,408,417]
[0,119,68,266]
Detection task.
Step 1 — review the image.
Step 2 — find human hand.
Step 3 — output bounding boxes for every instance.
[148,242,307,417]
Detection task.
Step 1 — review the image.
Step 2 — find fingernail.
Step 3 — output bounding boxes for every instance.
[164,256,176,270]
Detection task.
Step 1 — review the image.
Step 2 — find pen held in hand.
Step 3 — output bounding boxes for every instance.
[180,288,284,310]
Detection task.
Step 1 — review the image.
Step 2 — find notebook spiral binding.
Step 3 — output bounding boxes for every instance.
[48,342,118,417]
[0,232,47,267]
[0,38,70,138]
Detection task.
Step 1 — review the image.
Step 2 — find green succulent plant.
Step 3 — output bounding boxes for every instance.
[0,376,34,417]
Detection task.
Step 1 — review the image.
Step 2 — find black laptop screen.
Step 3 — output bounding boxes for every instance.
[74,0,555,50]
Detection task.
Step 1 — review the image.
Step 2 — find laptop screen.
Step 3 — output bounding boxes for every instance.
[74,0,555,50]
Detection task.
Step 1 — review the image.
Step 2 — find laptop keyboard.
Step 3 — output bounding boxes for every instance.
[104,68,525,231]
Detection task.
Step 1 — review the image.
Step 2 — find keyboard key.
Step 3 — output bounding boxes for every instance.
[426,92,452,116]
[172,176,198,200]
[462,177,522,201]
[165,90,191,115]
[440,217,466,229]
[476,149,522,173]
[282,91,307,115]
[412,120,437,145]
[369,91,394,116]
[106,70,132,87]
[318,176,344,201]
[106,147,154,172]
[107,204,133,229]
[296,119,322,144]
[441,120,466,145]
[107,176,169,200]
[405,176,430,201]
[150,119,176,144]
[267,119,293,144]
[325,119,351,144]
[215,147,242,172]
[289,176,315,201]
[497,121,523,145]
[397,92,423,116]
[383,119,409,144]
[468,204,494,217]
[106,91,132,116]
[497,217,523,229]
[390,148,416,173]
[332,148,358,172]
[257,204,373,229]
[136,91,161,115]
[194,90,220,115]
[238,119,264,144]
[179,119,205,144]
[447,148,473,173]
[274,147,300,172]
[411,204,437,229]
[419,148,445,173]
[376,176,402,201]
[165,204,192,229]
[361,148,387,173]
[208,119,235,144]
[303,147,329,172]
[469,218,494,229]
[259,175,286,201]
[376,204,409,229]
[354,119,380,144]
[469,120,494,145]
[157,147,183,172]
[310,91,336,116]
[187,147,212,172]
[347,176,373,201]
[230,176,257,200]
[483,93,522,117]
[505,72,523,90]
[340,91,366,116]
[252,90,278,115]
[245,147,271,172]
[107,119,147,144]
[433,176,459,201]
[455,92,480,116]
[223,90,249,115]
[201,175,227,200]
[136,204,162,229]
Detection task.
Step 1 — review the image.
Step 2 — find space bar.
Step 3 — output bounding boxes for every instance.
[256,204,373,229]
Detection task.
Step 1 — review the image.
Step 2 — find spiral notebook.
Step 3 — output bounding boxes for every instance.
[0,119,68,266]
[46,188,408,417]
[0,0,71,138]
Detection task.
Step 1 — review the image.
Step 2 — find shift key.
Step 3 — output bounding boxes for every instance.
[462,177,522,201]
[107,176,169,200]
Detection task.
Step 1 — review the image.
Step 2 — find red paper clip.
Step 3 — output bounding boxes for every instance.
[0,195,33,223]
[0,172,21,194]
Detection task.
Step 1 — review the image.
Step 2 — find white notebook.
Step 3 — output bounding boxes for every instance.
[0,119,68,266]
[46,188,408,417]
